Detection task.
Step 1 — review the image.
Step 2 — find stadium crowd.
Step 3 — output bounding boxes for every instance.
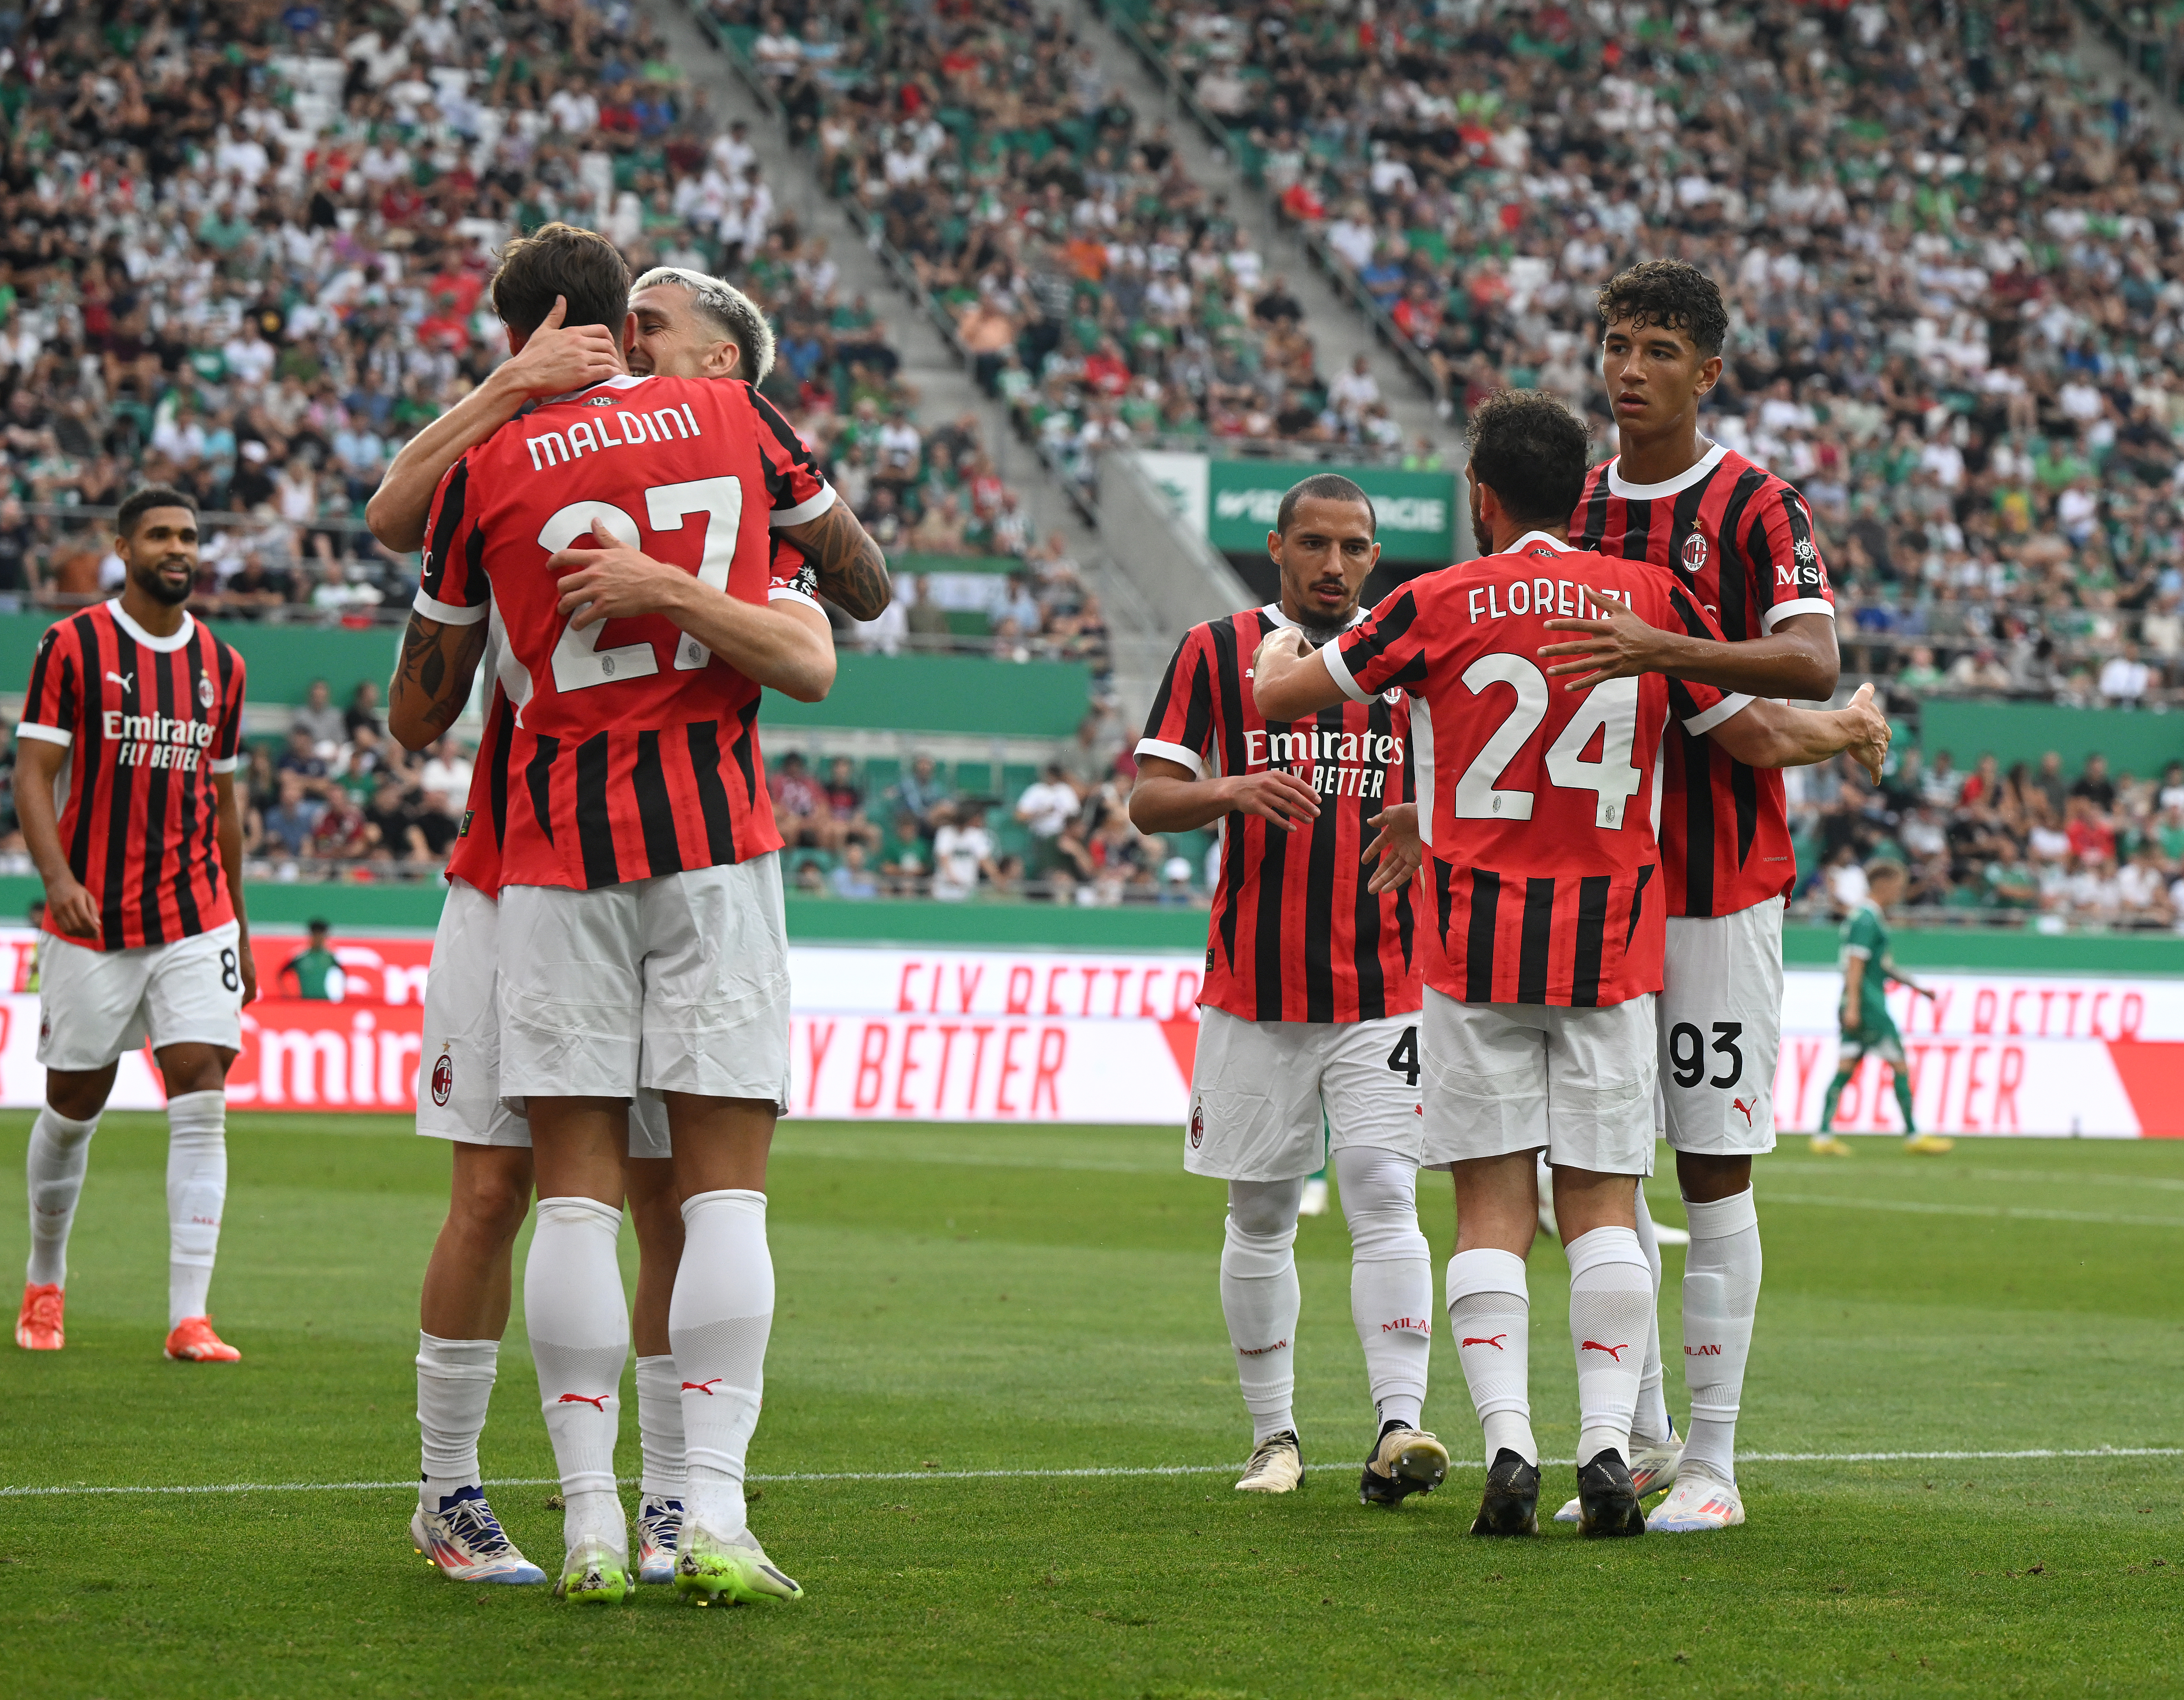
[1130,0,2184,702]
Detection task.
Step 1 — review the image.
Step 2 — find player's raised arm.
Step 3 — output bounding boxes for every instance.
[776,498,893,624]
[1538,593,1839,700]
[388,611,488,751]
[1249,626,1349,722]
[548,520,837,703]
[1704,681,1891,784]
[365,296,623,553]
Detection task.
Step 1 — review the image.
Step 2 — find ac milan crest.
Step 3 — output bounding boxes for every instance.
[430,1052,455,1107]
[1680,529,1708,573]
[1189,1103,1204,1148]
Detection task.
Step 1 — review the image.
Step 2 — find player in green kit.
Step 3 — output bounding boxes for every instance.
[1814,860,1951,1156]
[278,919,344,1002]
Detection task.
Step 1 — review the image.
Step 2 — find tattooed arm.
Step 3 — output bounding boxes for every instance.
[778,500,892,623]
[387,611,488,751]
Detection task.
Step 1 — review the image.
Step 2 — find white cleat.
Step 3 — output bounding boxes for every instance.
[636,1495,682,1583]
[1554,1430,1681,1523]
[1235,1431,1304,1493]
[410,1486,548,1584]
[1646,1464,1745,1533]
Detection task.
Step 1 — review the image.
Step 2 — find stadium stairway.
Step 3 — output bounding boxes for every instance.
[641,0,1180,722]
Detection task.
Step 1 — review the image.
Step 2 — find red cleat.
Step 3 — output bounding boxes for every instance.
[15,1282,63,1350]
[164,1316,240,1362]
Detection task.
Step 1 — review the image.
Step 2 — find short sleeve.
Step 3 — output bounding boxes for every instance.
[1747,482,1834,631]
[413,455,490,626]
[1135,627,1218,775]
[207,648,247,773]
[766,537,821,610]
[1661,582,1755,734]
[1328,588,1428,703]
[18,621,78,747]
[749,388,837,528]
[1842,911,1879,960]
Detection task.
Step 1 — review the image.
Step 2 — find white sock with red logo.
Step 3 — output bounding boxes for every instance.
[1335,1145,1430,1430]
[1565,1225,1653,1467]
[1681,1187,1761,1485]
[1223,1179,1303,1444]
[24,1105,98,1287]
[670,1189,774,1544]
[1631,1183,1672,1444]
[1446,1248,1534,1467]
[526,1196,628,1552]
[634,1354,687,1502]
[165,1091,227,1326]
[416,1332,498,1507]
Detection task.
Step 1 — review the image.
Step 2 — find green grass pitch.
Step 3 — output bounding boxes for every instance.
[3,1112,2182,1698]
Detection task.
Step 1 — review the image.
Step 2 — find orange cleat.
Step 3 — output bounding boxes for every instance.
[164,1316,240,1362]
[15,1282,64,1350]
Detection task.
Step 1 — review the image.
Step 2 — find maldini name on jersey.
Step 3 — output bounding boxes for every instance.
[1138,605,1420,1026]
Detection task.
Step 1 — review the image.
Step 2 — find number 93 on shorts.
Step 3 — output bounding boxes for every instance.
[35,919,244,1071]
[1184,1007,1424,1182]
[1657,903,1784,1156]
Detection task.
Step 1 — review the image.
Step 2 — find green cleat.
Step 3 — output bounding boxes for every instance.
[674,1525,805,1607]
[553,1540,633,1604]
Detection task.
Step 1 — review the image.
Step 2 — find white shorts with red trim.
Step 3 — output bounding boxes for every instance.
[1419,986,1657,1176]
[1184,1006,1423,1182]
[417,878,670,1157]
[497,856,790,1111]
[1657,902,1783,1156]
[36,920,243,1071]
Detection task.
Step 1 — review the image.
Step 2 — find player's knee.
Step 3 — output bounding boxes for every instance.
[1226,1177,1305,1241]
[155,1044,233,1098]
[45,1066,116,1122]
[450,1151,533,1242]
[1675,1148,1752,1203]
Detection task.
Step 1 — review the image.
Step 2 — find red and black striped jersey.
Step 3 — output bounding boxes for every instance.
[1330,534,1744,1008]
[18,601,246,950]
[1571,442,1833,918]
[417,373,832,891]
[1138,604,1420,1025]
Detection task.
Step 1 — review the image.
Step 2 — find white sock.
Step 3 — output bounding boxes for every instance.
[635,1353,688,1501]
[165,1091,227,1327]
[25,1105,98,1286]
[670,1189,774,1542]
[526,1196,629,1550]
[1565,1224,1653,1467]
[1446,1248,1534,1467]
[1222,1177,1302,1444]
[1335,1145,1430,1431]
[1681,1187,1762,1485]
[1631,1183,1671,1444]
[417,1332,497,1507]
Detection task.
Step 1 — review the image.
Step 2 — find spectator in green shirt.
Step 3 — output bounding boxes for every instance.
[279,920,344,1002]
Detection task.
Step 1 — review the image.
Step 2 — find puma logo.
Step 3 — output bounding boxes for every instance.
[1580,1340,1629,1361]
[1461,1335,1507,1350]
[681,1378,723,1395]
[106,671,134,692]
[555,1392,609,1411]
[1732,1096,1755,1125]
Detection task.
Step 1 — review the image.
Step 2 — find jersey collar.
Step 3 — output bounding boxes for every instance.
[539,372,654,407]
[1506,530,1575,554]
[107,599,197,652]
[1606,439,1729,500]
[1261,601,1369,632]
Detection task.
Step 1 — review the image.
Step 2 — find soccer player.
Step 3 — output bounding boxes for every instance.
[13,486,255,1361]
[1534,259,1844,1532]
[277,918,343,1001]
[1253,391,1888,1538]
[377,245,888,1590]
[1814,858,1950,1155]
[393,223,846,1607]
[1130,474,1448,1507]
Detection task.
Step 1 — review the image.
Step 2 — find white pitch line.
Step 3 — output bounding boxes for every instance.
[4,1447,2178,1499]
[1761,1191,2184,1230]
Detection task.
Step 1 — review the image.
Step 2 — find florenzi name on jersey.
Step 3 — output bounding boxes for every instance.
[522,397,706,472]
[1462,576,1631,626]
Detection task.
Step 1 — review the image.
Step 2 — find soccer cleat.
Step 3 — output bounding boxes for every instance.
[163,1316,240,1362]
[1468,1447,1540,1536]
[1575,1450,1647,1538]
[1359,1422,1449,1506]
[674,1524,804,1606]
[1809,1134,1853,1157]
[554,1539,633,1604]
[1647,1464,1746,1533]
[15,1282,63,1350]
[1235,1431,1304,1493]
[1555,1427,1680,1523]
[1299,1176,1330,1217]
[1904,1134,1954,1156]
[410,1486,548,1584]
[636,1495,683,1583]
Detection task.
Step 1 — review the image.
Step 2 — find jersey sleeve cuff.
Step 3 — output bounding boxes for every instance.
[413,589,489,626]
[1762,598,1835,630]
[770,482,837,529]
[207,756,239,774]
[1841,943,1872,959]
[767,585,822,611]
[1134,736,1204,776]
[15,722,71,746]
[1681,691,1755,736]
[1321,637,1373,705]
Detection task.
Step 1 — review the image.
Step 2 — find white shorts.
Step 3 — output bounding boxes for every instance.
[36,920,243,1072]
[1185,1006,1423,1182]
[499,856,791,1110]
[1658,902,1784,1156]
[417,880,671,1158]
[1419,986,1657,1177]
